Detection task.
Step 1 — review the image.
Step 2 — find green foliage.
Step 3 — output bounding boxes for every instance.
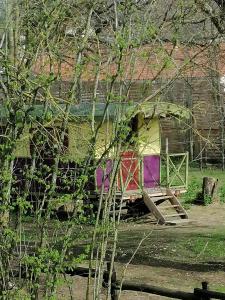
[2,0,222,298]
[48,194,73,211]
[163,56,174,69]
[187,168,225,205]
[15,197,32,213]
[182,234,225,259]
[183,177,212,206]
[203,194,212,206]
[182,178,201,204]
[219,185,225,203]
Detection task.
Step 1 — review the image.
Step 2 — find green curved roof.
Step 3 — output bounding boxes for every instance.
[0,101,191,121]
[133,102,191,119]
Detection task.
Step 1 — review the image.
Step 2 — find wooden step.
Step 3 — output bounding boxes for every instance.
[110,209,128,216]
[165,219,191,225]
[164,213,186,218]
[159,205,180,209]
[151,195,172,202]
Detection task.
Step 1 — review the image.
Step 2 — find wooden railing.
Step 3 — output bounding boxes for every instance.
[110,280,225,300]
[104,263,225,300]
[161,152,189,189]
[66,264,225,300]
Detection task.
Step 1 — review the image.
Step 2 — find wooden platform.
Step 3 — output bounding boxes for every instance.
[89,186,189,224]
[108,187,187,201]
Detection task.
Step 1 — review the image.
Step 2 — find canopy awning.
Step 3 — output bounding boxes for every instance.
[132,102,191,119]
[0,101,191,121]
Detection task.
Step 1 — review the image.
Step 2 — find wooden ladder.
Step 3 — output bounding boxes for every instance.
[143,188,189,225]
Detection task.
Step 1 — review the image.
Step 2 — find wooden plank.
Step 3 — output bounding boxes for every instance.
[185,152,189,187]
[166,153,169,186]
[168,152,188,157]
[164,213,186,218]
[165,219,191,225]
[194,288,225,299]
[119,281,196,300]
[159,205,180,209]
[151,195,172,202]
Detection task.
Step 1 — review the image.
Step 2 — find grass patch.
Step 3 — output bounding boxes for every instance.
[116,228,225,264]
[175,233,225,261]
[182,178,201,205]
[213,286,225,293]
[181,167,225,205]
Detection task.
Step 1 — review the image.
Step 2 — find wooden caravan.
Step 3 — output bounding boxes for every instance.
[1,102,190,223]
[92,102,190,224]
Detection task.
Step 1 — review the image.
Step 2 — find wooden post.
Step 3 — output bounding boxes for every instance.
[185,152,189,188]
[165,138,169,187]
[166,138,169,154]
[202,177,218,203]
[122,281,196,299]
[194,282,210,300]
[166,154,170,187]
[200,138,203,171]
[202,281,210,300]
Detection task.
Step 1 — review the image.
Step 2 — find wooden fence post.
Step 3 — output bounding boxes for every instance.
[194,281,210,300]
[202,281,210,300]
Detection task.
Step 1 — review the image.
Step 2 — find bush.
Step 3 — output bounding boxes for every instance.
[203,194,212,206]
[219,185,225,203]
[182,178,201,205]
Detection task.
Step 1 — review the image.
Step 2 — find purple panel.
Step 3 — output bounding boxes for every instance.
[143,155,160,188]
[96,160,112,191]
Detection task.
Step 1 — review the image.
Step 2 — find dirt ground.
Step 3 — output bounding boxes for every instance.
[56,203,225,299]
[119,202,225,231]
[56,264,225,299]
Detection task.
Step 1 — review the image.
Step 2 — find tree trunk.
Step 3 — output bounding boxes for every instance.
[202,177,218,203]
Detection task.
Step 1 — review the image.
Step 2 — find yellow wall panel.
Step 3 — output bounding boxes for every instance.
[14,126,31,157]
[68,120,113,161]
[12,116,160,160]
[68,122,92,162]
[95,120,113,159]
[137,115,160,155]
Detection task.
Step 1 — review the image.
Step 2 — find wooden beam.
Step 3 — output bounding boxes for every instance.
[118,281,196,300]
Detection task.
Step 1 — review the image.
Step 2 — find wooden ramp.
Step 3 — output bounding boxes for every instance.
[143,188,189,225]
